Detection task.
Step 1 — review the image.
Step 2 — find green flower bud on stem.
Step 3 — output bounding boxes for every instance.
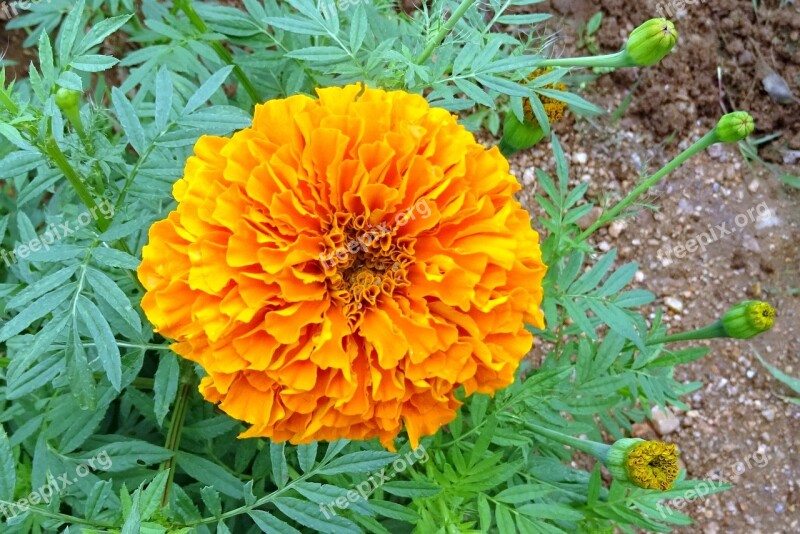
[624,18,678,67]
[525,423,680,491]
[498,112,545,156]
[713,111,755,143]
[55,87,86,139]
[55,87,81,110]
[648,300,775,344]
[577,110,755,242]
[539,18,678,69]
[722,300,775,339]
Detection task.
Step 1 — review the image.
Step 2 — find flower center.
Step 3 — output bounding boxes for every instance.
[625,441,680,491]
[748,302,775,330]
[522,67,568,124]
[320,215,413,328]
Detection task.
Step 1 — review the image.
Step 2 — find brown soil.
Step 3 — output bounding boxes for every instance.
[514,1,800,533]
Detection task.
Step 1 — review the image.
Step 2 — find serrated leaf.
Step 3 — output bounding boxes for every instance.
[318,450,396,475]
[120,491,141,534]
[497,13,552,24]
[91,247,140,270]
[68,314,97,409]
[478,493,491,532]
[70,54,119,72]
[0,285,73,342]
[201,486,223,517]
[270,441,288,489]
[475,74,530,97]
[453,78,495,108]
[7,265,78,309]
[0,426,15,501]
[57,0,86,65]
[153,355,180,426]
[297,442,317,473]
[155,66,173,133]
[349,4,368,53]
[370,499,417,522]
[38,31,55,82]
[275,497,359,533]
[286,46,350,63]
[112,87,147,154]
[381,480,441,498]
[176,452,244,498]
[77,14,132,54]
[140,471,170,521]
[77,296,122,390]
[85,267,142,337]
[598,262,639,296]
[249,510,301,534]
[182,66,234,115]
[496,503,514,533]
[570,250,617,294]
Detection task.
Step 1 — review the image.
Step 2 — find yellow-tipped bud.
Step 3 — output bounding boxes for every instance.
[714,111,755,142]
[605,438,680,491]
[722,300,775,339]
[624,18,678,66]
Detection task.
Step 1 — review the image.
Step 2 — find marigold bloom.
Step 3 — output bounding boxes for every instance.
[138,84,546,449]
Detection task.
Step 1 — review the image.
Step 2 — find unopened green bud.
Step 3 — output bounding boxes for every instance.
[55,87,87,138]
[498,112,545,156]
[722,300,775,339]
[625,18,678,66]
[55,87,81,111]
[604,438,680,491]
[714,111,755,142]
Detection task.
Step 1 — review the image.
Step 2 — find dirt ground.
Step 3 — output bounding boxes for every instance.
[514,1,800,532]
[3,1,799,533]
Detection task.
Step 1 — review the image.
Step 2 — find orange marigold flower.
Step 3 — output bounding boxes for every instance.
[522,68,568,125]
[138,83,547,450]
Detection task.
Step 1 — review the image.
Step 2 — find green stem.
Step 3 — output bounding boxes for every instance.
[41,127,111,232]
[0,500,115,529]
[62,106,87,140]
[539,50,632,69]
[524,422,610,458]
[646,321,726,345]
[131,377,155,390]
[0,357,10,367]
[577,130,719,241]
[416,0,478,64]
[160,361,194,507]
[177,0,260,105]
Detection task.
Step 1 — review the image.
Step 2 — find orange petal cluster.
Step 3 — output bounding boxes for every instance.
[138,84,547,449]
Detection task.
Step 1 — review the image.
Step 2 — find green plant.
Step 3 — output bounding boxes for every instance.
[0,1,779,533]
